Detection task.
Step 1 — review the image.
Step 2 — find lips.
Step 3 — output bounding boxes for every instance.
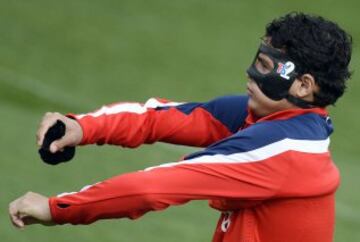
[246,84,253,96]
[247,88,252,95]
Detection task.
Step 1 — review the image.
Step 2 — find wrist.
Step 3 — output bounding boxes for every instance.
[66,114,85,145]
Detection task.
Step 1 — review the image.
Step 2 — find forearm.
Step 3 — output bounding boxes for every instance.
[48,169,198,225]
[48,164,249,225]
[69,97,241,148]
[48,156,284,225]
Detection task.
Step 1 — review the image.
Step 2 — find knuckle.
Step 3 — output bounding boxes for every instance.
[9,204,17,215]
[20,197,31,208]
[8,203,14,213]
[25,191,33,197]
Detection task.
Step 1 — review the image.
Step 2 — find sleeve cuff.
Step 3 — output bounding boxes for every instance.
[49,197,66,225]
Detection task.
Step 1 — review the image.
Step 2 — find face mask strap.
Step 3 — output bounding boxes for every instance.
[286,94,314,109]
[259,44,288,60]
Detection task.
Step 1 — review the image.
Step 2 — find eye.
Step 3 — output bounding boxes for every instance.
[255,56,272,74]
[258,57,270,69]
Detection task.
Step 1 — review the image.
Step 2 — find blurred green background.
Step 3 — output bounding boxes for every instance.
[0,0,359,241]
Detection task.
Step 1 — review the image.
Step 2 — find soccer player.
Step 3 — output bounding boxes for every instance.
[9,12,352,242]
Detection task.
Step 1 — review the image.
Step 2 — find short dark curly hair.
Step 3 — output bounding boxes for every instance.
[266,12,352,107]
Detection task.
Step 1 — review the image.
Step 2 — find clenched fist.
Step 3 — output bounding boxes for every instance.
[9,192,55,229]
[36,112,83,153]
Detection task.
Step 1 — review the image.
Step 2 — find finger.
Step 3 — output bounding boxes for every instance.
[37,123,53,147]
[49,135,73,153]
[49,126,76,153]
[9,211,25,229]
[9,212,22,228]
[37,117,58,146]
[22,216,40,226]
[10,216,22,229]
[9,199,25,229]
[14,215,25,229]
[10,217,24,229]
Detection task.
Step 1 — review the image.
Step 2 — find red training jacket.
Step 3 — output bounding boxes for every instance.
[49,95,339,242]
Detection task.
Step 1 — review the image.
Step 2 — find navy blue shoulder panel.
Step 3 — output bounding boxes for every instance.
[155,95,249,133]
[185,112,333,159]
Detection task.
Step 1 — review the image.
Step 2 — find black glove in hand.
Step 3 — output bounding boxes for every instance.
[38,120,75,165]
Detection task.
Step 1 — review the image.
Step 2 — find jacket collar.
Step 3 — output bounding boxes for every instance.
[244,107,328,127]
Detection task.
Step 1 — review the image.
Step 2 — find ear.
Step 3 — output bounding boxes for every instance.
[290,74,317,101]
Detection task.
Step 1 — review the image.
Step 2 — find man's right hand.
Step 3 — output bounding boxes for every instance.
[9,192,55,229]
[36,112,83,153]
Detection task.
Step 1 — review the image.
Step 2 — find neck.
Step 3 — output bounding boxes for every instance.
[251,99,297,119]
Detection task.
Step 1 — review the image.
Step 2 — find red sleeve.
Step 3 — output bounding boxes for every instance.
[49,160,286,225]
[69,96,249,148]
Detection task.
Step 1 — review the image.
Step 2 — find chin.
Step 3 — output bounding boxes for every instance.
[247,96,255,109]
[247,95,278,118]
[247,97,261,116]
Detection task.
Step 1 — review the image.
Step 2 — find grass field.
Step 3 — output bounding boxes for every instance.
[1,1,359,241]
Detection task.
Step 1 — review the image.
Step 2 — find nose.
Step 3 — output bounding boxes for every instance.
[246,75,255,84]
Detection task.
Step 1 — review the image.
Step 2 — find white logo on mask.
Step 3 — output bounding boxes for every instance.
[277,61,295,80]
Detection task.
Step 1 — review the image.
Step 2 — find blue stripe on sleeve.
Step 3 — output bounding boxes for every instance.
[185,113,333,159]
[155,95,249,133]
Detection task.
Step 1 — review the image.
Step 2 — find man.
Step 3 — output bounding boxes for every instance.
[9,12,352,242]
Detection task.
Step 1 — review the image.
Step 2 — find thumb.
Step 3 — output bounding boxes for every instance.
[15,211,31,229]
[10,213,25,229]
[49,138,70,153]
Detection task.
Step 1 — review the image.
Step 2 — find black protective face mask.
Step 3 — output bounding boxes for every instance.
[246,43,298,101]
